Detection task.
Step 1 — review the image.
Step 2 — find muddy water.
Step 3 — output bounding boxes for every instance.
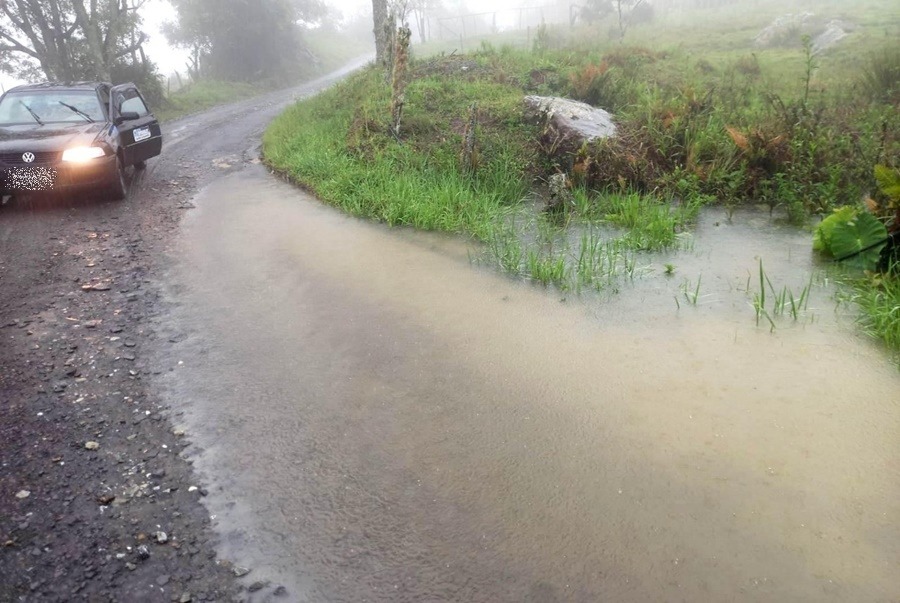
[157,165,900,602]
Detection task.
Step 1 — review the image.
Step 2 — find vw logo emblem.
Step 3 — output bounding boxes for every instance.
[22,152,35,163]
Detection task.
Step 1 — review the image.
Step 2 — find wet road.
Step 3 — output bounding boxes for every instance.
[153,157,900,601]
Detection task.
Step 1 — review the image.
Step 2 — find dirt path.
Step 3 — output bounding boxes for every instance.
[0,63,366,603]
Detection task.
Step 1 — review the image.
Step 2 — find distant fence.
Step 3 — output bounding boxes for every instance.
[654,0,743,9]
[431,0,748,45]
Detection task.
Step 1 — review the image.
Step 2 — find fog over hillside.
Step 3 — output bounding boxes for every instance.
[2,0,893,91]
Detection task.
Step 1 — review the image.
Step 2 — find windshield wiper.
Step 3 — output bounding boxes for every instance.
[58,101,94,123]
[19,101,43,125]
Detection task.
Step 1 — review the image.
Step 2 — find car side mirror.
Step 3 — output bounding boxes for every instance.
[115,111,140,124]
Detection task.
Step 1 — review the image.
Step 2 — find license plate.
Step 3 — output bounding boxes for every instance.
[5,166,56,191]
[133,126,151,142]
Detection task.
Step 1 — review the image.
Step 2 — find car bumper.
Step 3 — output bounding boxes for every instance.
[0,155,116,195]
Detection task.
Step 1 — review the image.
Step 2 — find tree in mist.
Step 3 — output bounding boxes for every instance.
[409,0,441,43]
[164,0,325,82]
[573,0,652,37]
[0,0,151,82]
[372,0,390,67]
[572,0,614,26]
[374,0,428,71]
[612,0,652,38]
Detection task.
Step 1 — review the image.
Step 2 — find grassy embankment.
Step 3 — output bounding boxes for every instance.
[156,27,373,122]
[263,0,900,359]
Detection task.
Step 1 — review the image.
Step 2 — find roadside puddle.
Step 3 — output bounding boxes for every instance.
[153,164,899,601]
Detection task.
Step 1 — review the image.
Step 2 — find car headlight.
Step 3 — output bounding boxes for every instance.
[61,146,107,162]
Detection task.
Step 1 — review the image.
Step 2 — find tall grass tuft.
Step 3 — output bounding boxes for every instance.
[752,259,814,331]
[860,45,900,105]
[851,269,900,360]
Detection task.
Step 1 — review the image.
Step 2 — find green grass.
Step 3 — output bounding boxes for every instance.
[264,68,532,238]
[592,192,698,250]
[681,275,703,306]
[752,259,815,331]
[850,270,900,359]
[485,218,644,292]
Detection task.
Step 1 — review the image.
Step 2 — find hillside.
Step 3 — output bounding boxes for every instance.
[263,0,899,357]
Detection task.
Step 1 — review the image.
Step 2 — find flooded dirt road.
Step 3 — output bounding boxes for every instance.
[156,165,900,602]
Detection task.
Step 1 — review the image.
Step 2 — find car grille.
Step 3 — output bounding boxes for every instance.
[0,151,60,166]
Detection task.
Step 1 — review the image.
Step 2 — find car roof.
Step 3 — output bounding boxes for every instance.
[5,82,110,94]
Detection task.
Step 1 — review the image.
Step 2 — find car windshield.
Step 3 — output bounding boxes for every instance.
[0,90,105,126]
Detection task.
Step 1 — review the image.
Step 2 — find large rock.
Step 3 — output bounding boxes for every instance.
[524,95,617,159]
[754,13,815,47]
[812,20,850,55]
[755,13,852,54]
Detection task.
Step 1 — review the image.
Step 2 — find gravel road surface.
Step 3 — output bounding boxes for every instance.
[0,61,367,603]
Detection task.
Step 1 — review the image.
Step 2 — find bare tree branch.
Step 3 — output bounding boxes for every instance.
[2,0,149,81]
[113,30,146,59]
[0,30,37,57]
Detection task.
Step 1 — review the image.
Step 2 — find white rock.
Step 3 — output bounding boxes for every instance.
[524,95,617,141]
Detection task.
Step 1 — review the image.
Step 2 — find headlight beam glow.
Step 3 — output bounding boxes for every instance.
[61,146,106,162]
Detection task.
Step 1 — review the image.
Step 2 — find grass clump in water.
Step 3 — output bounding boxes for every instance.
[752,259,815,331]
[849,269,900,359]
[590,191,698,251]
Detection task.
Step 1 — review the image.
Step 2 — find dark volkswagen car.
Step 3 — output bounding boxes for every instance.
[0,81,162,203]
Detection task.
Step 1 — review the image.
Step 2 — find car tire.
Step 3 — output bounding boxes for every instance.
[107,155,127,201]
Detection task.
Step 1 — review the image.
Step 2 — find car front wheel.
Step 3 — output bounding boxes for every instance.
[107,155,127,200]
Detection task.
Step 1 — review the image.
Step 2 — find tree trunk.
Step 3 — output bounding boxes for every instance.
[71,0,110,79]
[413,9,427,43]
[372,0,389,67]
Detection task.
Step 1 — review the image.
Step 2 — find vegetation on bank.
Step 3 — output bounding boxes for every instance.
[263,0,900,359]
[849,270,900,354]
[155,80,264,122]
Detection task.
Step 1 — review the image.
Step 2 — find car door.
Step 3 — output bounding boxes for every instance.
[110,84,162,166]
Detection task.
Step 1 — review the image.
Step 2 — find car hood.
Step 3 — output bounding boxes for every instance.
[0,123,105,153]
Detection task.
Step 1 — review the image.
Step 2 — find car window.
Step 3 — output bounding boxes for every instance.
[0,90,105,125]
[118,89,149,117]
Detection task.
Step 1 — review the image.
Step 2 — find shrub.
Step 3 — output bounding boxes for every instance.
[734,55,761,78]
[568,62,610,101]
[860,46,900,105]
